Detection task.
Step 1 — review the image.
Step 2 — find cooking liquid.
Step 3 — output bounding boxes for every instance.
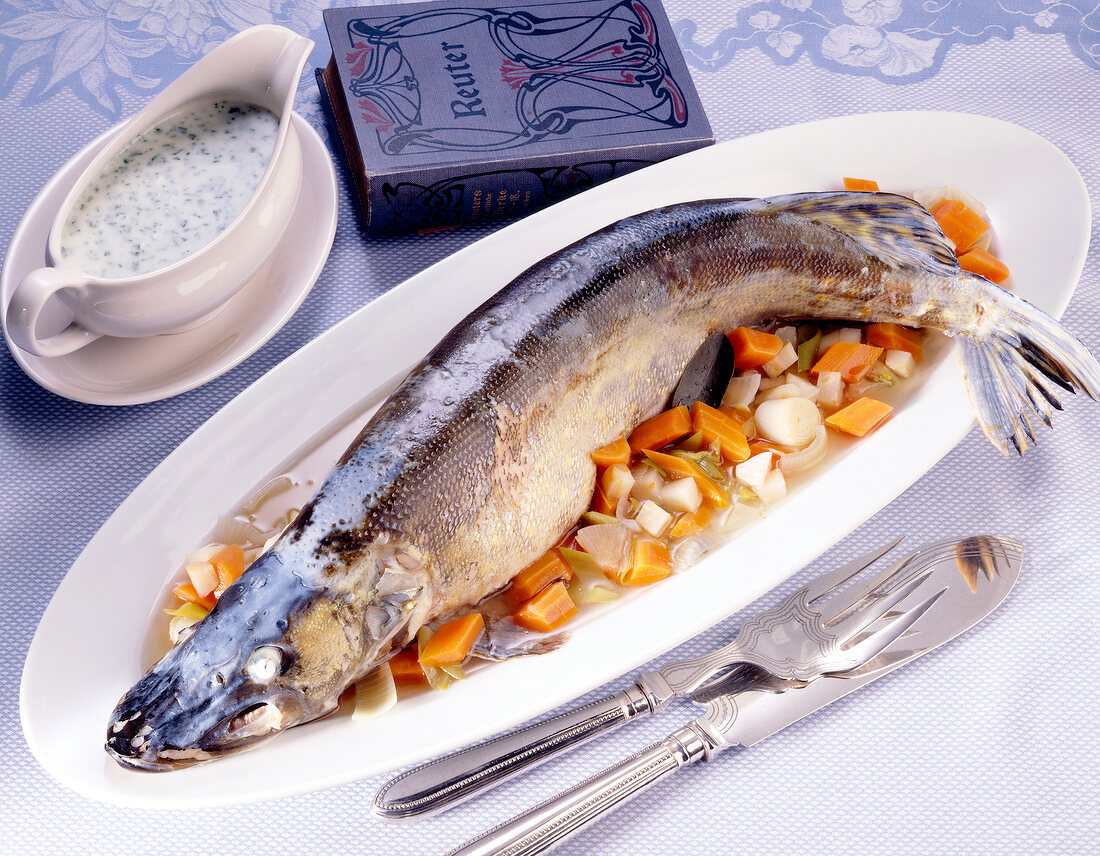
[59,100,278,279]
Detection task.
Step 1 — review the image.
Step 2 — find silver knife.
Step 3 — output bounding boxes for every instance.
[444,534,1021,856]
[374,538,923,820]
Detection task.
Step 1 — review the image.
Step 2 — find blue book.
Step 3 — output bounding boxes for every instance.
[319,0,713,235]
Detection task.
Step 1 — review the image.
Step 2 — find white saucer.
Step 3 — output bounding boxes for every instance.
[1,112,338,405]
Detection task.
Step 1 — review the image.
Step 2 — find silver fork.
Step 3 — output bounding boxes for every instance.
[373,538,942,820]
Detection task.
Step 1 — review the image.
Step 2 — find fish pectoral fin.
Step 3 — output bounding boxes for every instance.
[764,191,960,278]
[469,617,569,662]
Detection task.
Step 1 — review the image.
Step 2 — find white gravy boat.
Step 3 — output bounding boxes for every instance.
[6,25,313,358]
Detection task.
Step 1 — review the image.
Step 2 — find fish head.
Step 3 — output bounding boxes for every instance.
[105,546,427,770]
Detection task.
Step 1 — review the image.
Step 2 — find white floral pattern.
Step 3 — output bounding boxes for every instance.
[2,0,1100,115]
[674,0,1100,80]
[0,0,325,115]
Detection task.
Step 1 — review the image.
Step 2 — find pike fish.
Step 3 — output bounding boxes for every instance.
[106,192,1100,769]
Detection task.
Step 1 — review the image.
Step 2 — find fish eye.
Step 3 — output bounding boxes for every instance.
[244,646,284,682]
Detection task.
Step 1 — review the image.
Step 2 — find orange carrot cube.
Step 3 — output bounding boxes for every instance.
[418,613,485,667]
[958,247,1010,285]
[824,397,894,437]
[690,400,751,463]
[389,646,428,686]
[505,550,573,607]
[843,177,880,192]
[513,581,578,632]
[727,327,784,371]
[590,437,631,469]
[621,540,672,586]
[810,342,884,384]
[627,406,692,454]
[865,323,923,362]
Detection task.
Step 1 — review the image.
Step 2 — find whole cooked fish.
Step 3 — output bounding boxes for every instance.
[106,192,1100,769]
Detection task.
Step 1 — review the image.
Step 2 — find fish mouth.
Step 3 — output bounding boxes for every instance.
[106,691,292,771]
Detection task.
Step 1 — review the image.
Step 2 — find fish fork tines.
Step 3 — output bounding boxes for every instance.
[372,539,941,821]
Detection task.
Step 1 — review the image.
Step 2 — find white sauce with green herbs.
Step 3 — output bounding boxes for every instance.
[59,100,278,279]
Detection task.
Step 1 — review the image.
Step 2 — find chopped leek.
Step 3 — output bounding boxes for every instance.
[164,602,208,620]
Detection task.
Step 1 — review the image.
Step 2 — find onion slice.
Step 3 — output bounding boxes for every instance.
[778,426,827,474]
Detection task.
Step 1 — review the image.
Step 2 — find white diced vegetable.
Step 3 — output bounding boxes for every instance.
[884,349,916,378]
[735,451,773,490]
[717,502,763,534]
[818,327,862,352]
[660,477,702,513]
[602,463,634,498]
[630,464,664,502]
[185,561,218,598]
[762,342,798,378]
[755,382,804,402]
[775,326,798,347]
[783,372,820,399]
[636,500,673,537]
[816,370,844,409]
[756,468,788,504]
[754,397,822,448]
[722,372,761,408]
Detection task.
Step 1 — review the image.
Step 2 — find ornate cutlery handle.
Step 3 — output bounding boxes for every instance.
[445,724,711,856]
[372,685,656,820]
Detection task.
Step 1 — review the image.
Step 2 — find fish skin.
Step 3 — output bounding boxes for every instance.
[105,192,1100,769]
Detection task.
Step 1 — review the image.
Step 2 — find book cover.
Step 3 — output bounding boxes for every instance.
[320,0,713,235]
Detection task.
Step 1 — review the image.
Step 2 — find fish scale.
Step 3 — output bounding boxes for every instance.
[105,191,1100,770]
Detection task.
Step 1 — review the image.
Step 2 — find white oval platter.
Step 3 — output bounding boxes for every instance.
[20,111,1090,807]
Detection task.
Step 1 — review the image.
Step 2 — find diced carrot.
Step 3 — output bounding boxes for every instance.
[513,581,577,632]
[810,342,884,384]
[690,401,751,464]
[958,246,1010,285]
[865,323,923,362]
[418,613,485,667]
[174,582,217,611]
[590,437,631,469]
[669,504,712,539]
[748,439,784,464]
[727,327,784,371]
[505,550,573,606]
[627,405,692,454]
[843,177,879,192]
[643,449,730,508]
[929,198,989,254]
[590,477,616,515]
[621,540,672,586]
[210,544,246,597]
[388,646,428,686]
[825,397,894,437]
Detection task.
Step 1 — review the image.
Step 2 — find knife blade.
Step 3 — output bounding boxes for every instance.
[445,535,1021,856]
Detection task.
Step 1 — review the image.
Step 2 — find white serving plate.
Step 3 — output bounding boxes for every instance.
[20,111,1089,807]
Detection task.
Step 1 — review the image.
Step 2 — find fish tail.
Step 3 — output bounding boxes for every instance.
[959,284,1100,455]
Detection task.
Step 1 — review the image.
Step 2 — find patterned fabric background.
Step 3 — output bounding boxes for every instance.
[2,2,1099,854]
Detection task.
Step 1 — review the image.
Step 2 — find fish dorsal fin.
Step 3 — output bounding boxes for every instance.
[757,191,961,278]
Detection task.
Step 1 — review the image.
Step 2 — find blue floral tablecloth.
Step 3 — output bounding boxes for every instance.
[3,2,1100,854]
